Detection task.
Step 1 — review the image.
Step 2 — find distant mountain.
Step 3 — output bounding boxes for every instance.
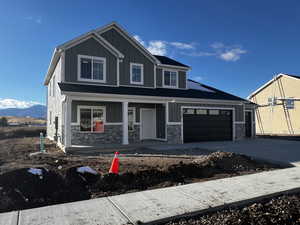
[0,105,47,118]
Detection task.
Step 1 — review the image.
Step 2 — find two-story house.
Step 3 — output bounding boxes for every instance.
[248,73,300,136]
[44,22,255,151]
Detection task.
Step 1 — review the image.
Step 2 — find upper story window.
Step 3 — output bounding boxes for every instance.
[163,70,178,88]
[78,55,106,83]
[130,63,144,85]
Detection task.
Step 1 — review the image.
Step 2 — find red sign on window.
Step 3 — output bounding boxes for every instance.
[94,121,104,132]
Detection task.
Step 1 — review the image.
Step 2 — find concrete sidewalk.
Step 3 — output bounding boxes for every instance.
[2,167,300,225]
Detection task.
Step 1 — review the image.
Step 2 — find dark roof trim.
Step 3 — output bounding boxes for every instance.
[59,82,248,102]
[154,55,189,68]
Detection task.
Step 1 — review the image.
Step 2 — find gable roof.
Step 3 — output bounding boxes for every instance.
[44,22,190,85]
[153,55,189,68]
[247,73,300,99]
[285,74,300,80]
[58,80,248,102]
[44,32,124,85]
[95,22,160,65]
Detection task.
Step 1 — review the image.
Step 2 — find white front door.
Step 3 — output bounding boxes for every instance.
[141,108,156,140]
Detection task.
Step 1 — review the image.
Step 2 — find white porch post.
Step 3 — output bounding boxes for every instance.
[122,101,129,145]
[64,97,72,148]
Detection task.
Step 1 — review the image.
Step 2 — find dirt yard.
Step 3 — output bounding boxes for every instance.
[0,130,284,213]
[164,193,300,225]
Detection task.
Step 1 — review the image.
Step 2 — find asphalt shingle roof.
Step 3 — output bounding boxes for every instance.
[59,81,248,102]
[153,55,189,68]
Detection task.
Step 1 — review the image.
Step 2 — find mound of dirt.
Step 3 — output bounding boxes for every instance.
[195,151,274,172]
[0,152,282,213]
[0,167,68,212]
[164,194,300,225]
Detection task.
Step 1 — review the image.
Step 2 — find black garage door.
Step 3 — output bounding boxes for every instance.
[183,108,233,143]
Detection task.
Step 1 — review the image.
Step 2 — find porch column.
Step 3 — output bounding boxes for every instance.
[64,97,72,148]
[122,101,129,145]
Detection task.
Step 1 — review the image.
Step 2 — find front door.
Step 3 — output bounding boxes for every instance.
[141,108,156,140]
[245,111,252,138]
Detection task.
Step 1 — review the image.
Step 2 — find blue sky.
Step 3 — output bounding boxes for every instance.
[1,0,300,106]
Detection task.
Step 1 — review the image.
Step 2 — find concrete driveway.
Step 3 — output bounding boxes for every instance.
[150,138,300,166]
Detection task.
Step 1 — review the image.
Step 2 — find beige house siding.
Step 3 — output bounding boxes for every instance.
[250,75,300,135]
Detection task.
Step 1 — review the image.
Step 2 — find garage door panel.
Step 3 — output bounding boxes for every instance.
[183,109,232,143]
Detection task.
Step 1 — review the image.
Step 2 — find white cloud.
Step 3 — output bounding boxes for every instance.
[25,16,42,24]
[183,51,216,57]
[133,35,246,61]
[218,48,247,62]
[0,98,42,109]
[169,42,195,50]
[185,42,247,62]
[133,35,194,56]
[192,76,204,82]
[147,40,167,55]
[211,42,224,49]
[133,35,145,46]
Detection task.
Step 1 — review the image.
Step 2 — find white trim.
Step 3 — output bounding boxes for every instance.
[247,73,291,99]
[157,64,190,71]
[95,22,160,64]
[154,65,157,88]
[130,63,144,85]
[162,69,178,89]
[119,84,155,89]
[140,108,156,140]
[167,122,182,125]
[166,102,169,124]
[180,106,236,143]
[64,97,72,148]
[105,122,122,125]
[128,107,136,132]
[77,55,106,83]
[122,102,129,145]
[44,32,124,85]
[234,121,245,124]
[61,51,65,82]
[58,32,124,59]
[117,59,120,86]
[77,105,106,133]
[64,81,118,88]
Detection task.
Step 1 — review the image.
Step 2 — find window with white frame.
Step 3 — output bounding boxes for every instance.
[78,55,106,82]
[164,70,177,88]
[128,107,135,131]
[79,106,105,132]
[130,63,143,84]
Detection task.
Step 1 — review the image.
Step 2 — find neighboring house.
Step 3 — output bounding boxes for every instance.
[248,73,300,136]
[44,22,255,151]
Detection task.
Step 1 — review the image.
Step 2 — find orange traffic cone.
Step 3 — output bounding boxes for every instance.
[109,152,119,174]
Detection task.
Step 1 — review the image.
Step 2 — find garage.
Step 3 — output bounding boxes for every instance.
[183,108,233,143]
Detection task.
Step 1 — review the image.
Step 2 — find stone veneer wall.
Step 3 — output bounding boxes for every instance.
[167,124,182,144]
[71,125,122,145]
[129,124,140,144]
[235,123,245,140]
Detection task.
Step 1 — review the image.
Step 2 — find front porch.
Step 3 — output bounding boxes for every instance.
[62,94,182,150]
